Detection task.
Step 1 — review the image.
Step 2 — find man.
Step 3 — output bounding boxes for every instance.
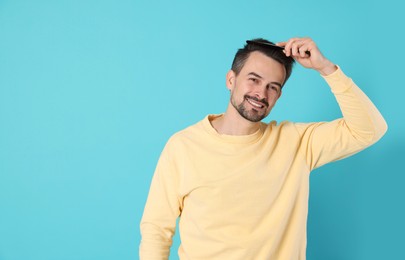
[139,37,387,259]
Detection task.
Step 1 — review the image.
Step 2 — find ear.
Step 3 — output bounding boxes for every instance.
[225,70,236,91]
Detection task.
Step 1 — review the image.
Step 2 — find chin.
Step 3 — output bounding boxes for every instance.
[244,112,267,122]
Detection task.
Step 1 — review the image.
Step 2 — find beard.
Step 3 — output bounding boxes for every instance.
[231,94,269,122]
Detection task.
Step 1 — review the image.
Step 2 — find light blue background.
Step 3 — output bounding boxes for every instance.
[0,0,403,259]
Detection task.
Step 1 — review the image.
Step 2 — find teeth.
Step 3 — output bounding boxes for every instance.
[247,98,264,108]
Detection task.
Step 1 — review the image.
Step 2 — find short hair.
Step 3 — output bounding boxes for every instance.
[231,38,295,86]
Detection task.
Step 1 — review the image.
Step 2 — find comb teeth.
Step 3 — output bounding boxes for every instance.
[246,40,284,50]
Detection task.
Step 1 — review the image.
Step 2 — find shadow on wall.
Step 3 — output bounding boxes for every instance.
[307,139,404,260]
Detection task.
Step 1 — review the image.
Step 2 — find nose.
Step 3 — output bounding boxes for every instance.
[253,84,268,100]
[250,86,269,107]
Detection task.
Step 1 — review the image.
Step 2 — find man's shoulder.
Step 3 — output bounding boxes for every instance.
[167,115,209,144]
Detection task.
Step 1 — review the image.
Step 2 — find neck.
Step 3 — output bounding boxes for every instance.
[211,105,262,135]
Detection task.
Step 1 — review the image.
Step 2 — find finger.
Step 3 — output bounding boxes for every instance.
[284,38,300,57]
[275,41,288,55]
[299,46,310,58]
[284,37,306,57]
[291,38,312,58]
[301,38,316,53]
[283,40,291,56]
[275,41,287,47]
[291,41,301,57]
[291,40,305,57]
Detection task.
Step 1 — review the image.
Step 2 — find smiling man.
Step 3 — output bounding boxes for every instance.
[213,50,286,134]
[139,37,387,259]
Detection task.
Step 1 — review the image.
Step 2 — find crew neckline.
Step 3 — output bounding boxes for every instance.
[202,114,265,144]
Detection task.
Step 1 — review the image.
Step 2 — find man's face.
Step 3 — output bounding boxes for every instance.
[227,51,286,122]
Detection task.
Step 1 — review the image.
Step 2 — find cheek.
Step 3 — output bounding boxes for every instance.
[231,85,245,99]
[231,90,244,104]
[267,96,280,108]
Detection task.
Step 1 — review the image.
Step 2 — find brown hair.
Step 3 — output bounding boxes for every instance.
[231,38,295,86]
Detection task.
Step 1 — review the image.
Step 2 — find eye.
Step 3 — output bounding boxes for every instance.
[249,78,258,83]
[268,85,280,93]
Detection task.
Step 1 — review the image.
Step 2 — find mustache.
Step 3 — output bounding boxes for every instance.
[244,95,269,107]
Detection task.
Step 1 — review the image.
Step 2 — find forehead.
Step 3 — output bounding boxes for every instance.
[240,51,286,82]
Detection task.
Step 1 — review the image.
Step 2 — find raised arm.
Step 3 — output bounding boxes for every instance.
[278,37,388,169]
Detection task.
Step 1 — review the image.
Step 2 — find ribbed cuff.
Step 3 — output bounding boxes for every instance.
[321,65,354,93]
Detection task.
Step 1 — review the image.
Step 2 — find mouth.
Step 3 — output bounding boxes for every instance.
[245,96,267,109]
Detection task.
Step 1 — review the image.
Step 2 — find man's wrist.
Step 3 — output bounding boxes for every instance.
[318,61,338,76]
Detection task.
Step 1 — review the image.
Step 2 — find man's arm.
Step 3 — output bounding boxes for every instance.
[139,139,182,259]
[278,37,388,169]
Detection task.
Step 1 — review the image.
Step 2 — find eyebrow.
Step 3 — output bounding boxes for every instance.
[247,72,283,89]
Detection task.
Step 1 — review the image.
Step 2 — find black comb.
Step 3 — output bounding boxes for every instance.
[246,40,284,50]
[246,40,310,56]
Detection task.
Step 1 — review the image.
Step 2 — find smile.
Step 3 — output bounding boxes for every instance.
[246,97,265,109]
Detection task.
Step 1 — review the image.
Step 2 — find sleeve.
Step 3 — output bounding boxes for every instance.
[139,139,183,259]
[295,66,388,170]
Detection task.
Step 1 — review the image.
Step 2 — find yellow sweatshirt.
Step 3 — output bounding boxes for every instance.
[139,68,387,259]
